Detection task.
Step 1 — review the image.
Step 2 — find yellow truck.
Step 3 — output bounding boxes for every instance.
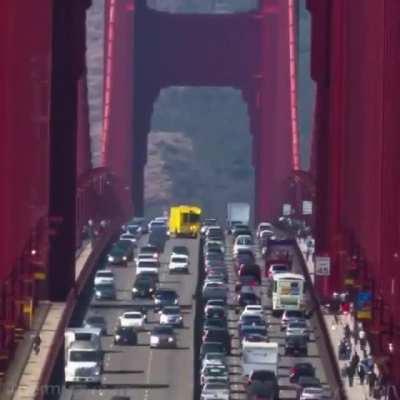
[169,205,202,238]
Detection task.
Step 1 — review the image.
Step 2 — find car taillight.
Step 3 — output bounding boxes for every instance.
[290,367,296,374]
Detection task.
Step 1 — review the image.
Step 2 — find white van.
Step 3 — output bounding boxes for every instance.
[64,328,102,387]
[241,342,279,377]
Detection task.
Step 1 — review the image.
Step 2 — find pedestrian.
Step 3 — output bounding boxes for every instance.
[347,363,356,387]
[351,351,360,369]
[357,363,366,385]
[353,322,359,345]
[344,323,351,340]
[368,370,377,396]
[33,334,41,355]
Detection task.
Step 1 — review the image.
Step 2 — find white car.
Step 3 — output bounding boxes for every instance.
[201,353,227,369]
[94,270,114,286]
[204,299,226,313]
[233,235,253,256]
[119,233,137,244]
[200,364,229,386]
[119,311,146,329]
[256,222,273,238]
[168,255,189,273]
[241,305,264,319]
[299,387,327,400]
[136,260,160,275]
[159,306,183,327]
[135,253,157,264]
[205,240,225,253]
[201,382,229,400]
[148,220,167,231]
[286,319,310,339]
[267,263,290,278]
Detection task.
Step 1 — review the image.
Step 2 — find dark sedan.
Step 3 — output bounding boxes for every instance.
[114,326,138,345]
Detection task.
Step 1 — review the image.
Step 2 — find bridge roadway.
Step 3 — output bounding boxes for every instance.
[224,237,336,400]
[61,236,200,400]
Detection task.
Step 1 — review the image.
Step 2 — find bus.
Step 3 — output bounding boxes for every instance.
[168,205,202,238]
[272,272,305,315]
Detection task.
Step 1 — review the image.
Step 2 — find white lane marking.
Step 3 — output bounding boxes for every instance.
[143,349,153,400]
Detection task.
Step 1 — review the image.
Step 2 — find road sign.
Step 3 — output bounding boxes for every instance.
[315,256,330,276]
[282,203,292,216]
[302,201,313,215]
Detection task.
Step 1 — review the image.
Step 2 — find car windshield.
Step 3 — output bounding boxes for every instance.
[242,293,257,300]
[206,282,223,288]
[288,321,306,328]
[96,284,114,291]
[136,271,156,279]
[241,316,263,324]
[86,317,104,325]
[162,306,180,315]
[206,253,224,260]
[287,335,306,343]
[117,326,134,333]
[122,233,135,239]
[70,351,100,362]
[173,246,188,254]
[156,290,177,299]
[110,246,125,255]
[286,311,304,318]
[138,261,159,268]
[202,343,224,352]
[135,279,151,287]
[171,256,187,263]
[204,319,225,328]
[141,246,158,253]
[204,382,228,390]
[272,265,289,272]
[125,313,142,319]
[153,326,173,334]
[97,271,113,277]
[243,327,267,336]
[205,367,227,376]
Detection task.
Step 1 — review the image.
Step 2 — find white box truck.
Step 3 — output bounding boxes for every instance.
[241,342,279,377]
[226,202,250,231]
[64,328,102,387]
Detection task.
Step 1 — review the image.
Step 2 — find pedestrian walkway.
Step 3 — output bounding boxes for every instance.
[298,238,379,400]
[0,242,93,400]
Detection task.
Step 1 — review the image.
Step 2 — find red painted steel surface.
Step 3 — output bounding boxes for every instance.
[308,0,400,385]
[0,0,53,370]
[102,0,135,218]
[0,0,126,375]
[104,0,298,221]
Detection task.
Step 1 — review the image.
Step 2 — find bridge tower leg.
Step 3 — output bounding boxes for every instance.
[48,0,88,301]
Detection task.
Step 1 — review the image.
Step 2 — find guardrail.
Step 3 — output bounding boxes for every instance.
[293,241,346,400]
[34,219,122,400]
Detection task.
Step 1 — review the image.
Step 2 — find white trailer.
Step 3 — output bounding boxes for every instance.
[241,342,279,377]
[226,203,250,230]
[64,328,102,387]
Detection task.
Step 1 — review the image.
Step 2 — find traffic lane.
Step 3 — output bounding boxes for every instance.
[224,241,330,400]
[70,237,199,400]
[273,243,340,396]
[143,237,198,400]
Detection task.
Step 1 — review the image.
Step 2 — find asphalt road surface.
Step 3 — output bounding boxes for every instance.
[223,237,335,400]
[61,235,200,400]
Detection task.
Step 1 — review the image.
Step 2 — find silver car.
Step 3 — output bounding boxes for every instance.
[202,282,228,301]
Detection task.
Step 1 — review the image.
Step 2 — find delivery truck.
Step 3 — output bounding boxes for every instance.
[64,328,103,387]
[226,202,250,232]
[168,205,202,238]
[241,341,279,377]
